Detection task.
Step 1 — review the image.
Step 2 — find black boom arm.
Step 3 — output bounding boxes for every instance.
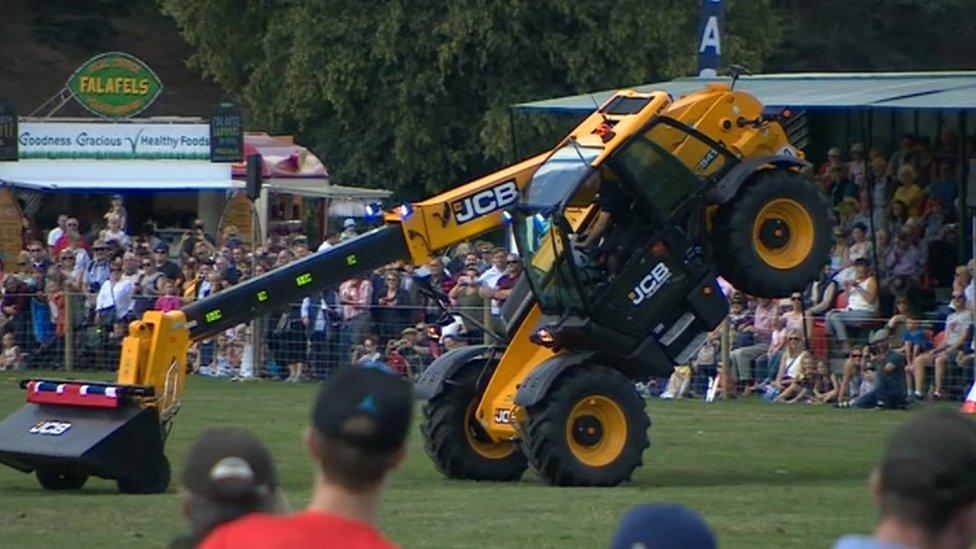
[181,225,409,340]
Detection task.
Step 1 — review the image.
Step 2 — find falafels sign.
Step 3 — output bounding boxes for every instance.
[66,52,163,119]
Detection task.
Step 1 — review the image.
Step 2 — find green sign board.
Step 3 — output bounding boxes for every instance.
[66,52,163,119]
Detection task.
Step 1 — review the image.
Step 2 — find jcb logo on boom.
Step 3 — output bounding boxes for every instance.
[628,263,672,306]
[452,180,518,225]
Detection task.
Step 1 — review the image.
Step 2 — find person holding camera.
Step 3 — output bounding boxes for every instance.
[839,329,907,409]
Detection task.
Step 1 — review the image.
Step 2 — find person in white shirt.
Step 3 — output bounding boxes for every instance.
[477,248,507,315]
[317,232,339,253]
[95,262,136,338]
[910,293,974,400]
[47,214,68,248]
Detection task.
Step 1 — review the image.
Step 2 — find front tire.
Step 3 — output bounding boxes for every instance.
[422,366,527,481]
[713,169,832,297]
[522,365,649,486]
[36,469,88,490]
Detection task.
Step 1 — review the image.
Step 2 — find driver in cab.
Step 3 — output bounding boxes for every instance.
[576,172,635,274]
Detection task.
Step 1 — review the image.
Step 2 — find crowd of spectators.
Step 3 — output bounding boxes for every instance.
[0,197,524,383]
[647,134,975,407]
[1,134,973,409]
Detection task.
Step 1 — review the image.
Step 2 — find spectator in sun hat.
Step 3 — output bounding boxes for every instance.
[201,367,410,549]
[833,409,976,549]
[172,427,285,549]
[340,218,358,241]
[612,503,717,549]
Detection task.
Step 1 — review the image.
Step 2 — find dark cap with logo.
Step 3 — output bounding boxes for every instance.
[181,427,278,504]
[312,367,413,453]
[880,409,976,511]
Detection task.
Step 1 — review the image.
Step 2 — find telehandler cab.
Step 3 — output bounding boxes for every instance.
[0,83,830,491]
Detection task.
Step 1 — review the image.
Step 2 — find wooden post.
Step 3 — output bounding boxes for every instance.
[720,318,730,398]
[64,292,74,372]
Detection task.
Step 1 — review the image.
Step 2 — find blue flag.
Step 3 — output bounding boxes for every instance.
[697,0,724,77]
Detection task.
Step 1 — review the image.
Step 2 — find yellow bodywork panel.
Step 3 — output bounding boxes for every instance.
[116,310,190,415]
[476,304,554,440]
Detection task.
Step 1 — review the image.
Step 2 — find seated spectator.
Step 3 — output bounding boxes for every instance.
[774,354,816,403]
[770,330,808,392]
[925,159,959,206]
[840,329,906,409]
[828,227,849,275]
[882,231,922,298]
[847,142,867,186]
[817,147,846,196]
[885,296,915,343]
[805,264,838,343]
[885,200,914,240]
[173,427,284,549]
[921,198,948,246]
[200,368,410,549]
[833,410,976,549]
[611,503,717,549]
[810,360,839,404]
[0,332,24,371]
[892,164,925,218]
[782,292,805,335]
[200,334,236,378]
[825,258,879,354]
[873,228,892,265]
[910,292,973,400]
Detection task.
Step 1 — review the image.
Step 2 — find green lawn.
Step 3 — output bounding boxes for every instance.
[0,370,921,548]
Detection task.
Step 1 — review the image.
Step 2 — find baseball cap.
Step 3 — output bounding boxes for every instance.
[611,503,717,549]
[153,242,169,253]
[312,367,413,453]
[182,427,278,504]
[343,218,356,228]
[879,410,976,512]
[869,329,889,344]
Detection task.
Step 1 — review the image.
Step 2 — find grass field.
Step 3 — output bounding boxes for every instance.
[0,370,928,548]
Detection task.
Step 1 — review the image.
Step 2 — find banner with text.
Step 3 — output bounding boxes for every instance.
[17,122,210,160]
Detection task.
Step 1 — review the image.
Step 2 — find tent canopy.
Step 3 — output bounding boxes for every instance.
[0,159,239,193]
[264,178,391,199]
[513,72,976,115]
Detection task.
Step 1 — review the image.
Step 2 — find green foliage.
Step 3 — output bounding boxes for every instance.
[768,0,976,71]
[159,0,782,198]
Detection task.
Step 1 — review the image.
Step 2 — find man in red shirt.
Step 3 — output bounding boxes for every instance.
[201,367,413,548]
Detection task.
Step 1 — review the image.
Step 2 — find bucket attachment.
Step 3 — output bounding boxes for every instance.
[0,380,170,493]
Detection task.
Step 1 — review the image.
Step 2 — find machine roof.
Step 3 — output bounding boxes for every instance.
[513,72,976,114]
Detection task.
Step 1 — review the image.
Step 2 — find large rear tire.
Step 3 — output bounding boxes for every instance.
[713,169,832,297]
[522,365,649,486]
[36,469,88,490]
[422,366,527,481]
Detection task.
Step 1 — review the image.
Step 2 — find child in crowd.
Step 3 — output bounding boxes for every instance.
[811,360,839,404]
[154,279,183,312]
[775,355,817,403]
[200,334,235,378]
[899,316,930,396]
[0,332,24,371]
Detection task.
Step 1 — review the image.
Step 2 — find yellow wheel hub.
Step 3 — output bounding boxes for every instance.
[463,402,517,460]
[565,395,627,467]
[752,198,814,270]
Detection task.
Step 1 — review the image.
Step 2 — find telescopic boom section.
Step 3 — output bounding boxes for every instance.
[182,226,410,340]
